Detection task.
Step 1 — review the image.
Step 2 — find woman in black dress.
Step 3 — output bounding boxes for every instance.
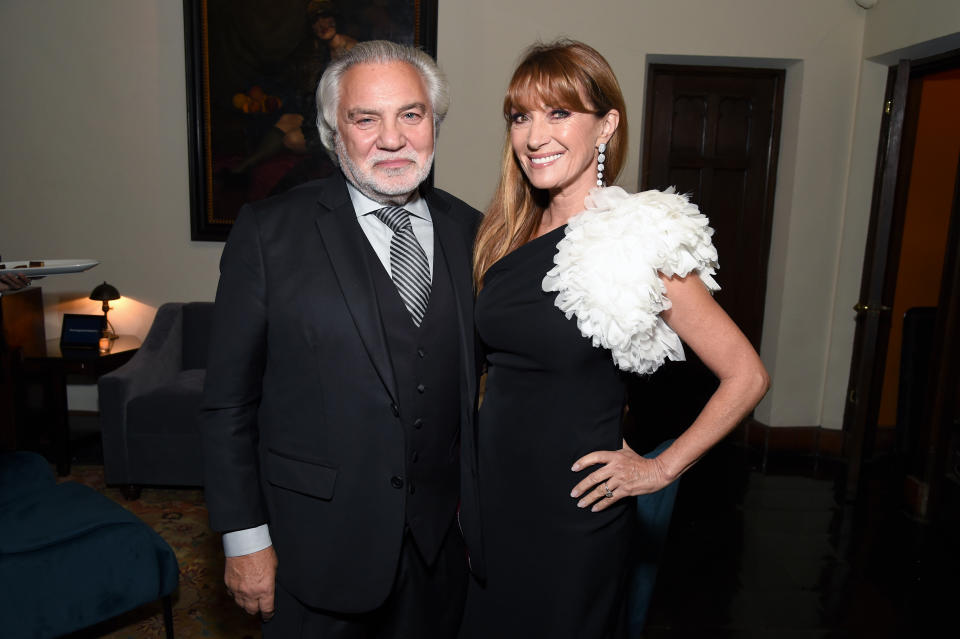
[459,40,769,638]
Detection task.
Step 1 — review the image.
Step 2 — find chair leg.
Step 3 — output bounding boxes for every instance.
[162,594,174,639]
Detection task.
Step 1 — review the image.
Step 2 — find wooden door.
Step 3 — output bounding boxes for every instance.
[627,65,783,452]
[642,65,782,348]
[842,61,912,499]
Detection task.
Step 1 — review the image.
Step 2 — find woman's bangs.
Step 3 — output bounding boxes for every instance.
[504,63,590,117]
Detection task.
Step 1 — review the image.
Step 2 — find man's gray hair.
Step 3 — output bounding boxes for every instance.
[316,40,450,160]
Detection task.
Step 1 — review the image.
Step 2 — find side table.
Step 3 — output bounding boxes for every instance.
[22,335,140,475]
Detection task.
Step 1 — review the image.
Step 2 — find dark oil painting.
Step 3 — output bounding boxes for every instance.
[185,0,438,240]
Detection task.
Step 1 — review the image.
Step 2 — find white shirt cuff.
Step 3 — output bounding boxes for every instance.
[222,524,272,557]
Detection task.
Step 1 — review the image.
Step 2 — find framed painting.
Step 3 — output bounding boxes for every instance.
[184,0,439,241]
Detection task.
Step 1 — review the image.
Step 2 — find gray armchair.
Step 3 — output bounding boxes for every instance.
[98,302,213,498]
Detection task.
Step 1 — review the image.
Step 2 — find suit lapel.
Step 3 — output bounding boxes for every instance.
[427,190,478,412]
[314,176,399,405]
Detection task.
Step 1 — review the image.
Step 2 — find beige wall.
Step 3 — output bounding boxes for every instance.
[820,58,887,430]
[2,1,959,425]
[435,0,867,428]
[863,0,960,61]
[0,0,222,344]
[820,0,960,429]
[1,0,219,410]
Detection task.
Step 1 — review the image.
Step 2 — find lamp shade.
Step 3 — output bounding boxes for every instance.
[89,281,120,302]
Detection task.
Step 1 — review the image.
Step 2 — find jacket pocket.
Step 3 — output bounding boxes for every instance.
[265,448,338,500]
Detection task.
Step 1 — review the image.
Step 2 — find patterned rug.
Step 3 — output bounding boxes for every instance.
[59,466,261,639]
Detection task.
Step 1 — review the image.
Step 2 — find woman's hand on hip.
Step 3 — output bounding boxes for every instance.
[569,445,672,512]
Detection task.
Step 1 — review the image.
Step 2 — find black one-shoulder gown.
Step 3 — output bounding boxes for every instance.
[460,226,635,639]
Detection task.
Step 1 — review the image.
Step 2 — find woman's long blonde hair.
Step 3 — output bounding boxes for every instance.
[473,39,628,289]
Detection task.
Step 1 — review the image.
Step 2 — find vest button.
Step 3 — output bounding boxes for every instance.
[411,451,419,463]
[417,383,426,393]
[417,347,425,358]
[390,476,404,489]
[408,481,416,495]
[413,418,423,429]
[391,403,399,417]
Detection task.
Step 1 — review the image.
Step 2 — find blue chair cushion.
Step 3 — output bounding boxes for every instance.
[0,480,179,638]
[0,452,54,507]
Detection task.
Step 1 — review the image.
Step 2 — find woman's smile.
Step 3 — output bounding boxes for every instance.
[529,152,564,166]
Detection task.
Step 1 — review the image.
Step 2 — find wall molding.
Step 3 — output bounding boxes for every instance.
[737,419,843,458]
[737,419,897,460]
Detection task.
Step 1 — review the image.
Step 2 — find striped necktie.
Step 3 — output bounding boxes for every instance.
[372,206,431,326]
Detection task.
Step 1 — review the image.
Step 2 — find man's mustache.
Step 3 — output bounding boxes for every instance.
[369,151,419,165]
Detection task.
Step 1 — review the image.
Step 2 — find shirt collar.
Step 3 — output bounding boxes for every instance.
[345,179,431,222]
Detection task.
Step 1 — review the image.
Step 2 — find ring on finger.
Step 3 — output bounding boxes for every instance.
[601,482,614,499]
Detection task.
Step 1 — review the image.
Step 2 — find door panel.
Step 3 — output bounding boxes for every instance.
[842,60,911,499]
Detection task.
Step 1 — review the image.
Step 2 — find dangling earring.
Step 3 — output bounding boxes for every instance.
[596,142,607,187]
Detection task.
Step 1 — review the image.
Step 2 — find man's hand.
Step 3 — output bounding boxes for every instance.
[224,545,278,620]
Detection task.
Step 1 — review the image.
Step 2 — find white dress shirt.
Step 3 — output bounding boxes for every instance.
[221,181,436,557]
[348,181,435,279]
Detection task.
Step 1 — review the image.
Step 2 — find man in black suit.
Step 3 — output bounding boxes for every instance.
[200,40,482,637]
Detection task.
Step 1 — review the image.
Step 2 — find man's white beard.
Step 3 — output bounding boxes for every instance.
[336,136,434,205]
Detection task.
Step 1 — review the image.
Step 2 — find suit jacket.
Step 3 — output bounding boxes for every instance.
[200,173,484,613]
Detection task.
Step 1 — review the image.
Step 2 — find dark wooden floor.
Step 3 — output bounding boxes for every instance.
[643,440,960,638]
[48,415,960,638]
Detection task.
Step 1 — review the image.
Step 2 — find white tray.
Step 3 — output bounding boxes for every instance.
[0,259,99,277]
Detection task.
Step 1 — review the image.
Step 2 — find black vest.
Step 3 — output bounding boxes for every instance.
[363,234,461,565]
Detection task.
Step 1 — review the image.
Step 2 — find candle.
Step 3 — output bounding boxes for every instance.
[99,337,110,353]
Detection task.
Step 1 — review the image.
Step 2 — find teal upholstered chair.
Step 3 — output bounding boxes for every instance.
[0,452,179,638]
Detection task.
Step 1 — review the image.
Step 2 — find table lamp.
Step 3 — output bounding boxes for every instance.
[89,281,120,340]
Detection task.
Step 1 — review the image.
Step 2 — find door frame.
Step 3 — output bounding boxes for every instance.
[843,49,960,506]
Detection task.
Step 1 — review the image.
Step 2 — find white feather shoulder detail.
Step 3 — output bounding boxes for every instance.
[541,186,720,375]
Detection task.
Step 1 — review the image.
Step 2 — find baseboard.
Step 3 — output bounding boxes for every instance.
[739,419,845,458]
[738,420,899,459]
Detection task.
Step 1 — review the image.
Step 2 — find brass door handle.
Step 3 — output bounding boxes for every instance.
[853,302,892,315]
